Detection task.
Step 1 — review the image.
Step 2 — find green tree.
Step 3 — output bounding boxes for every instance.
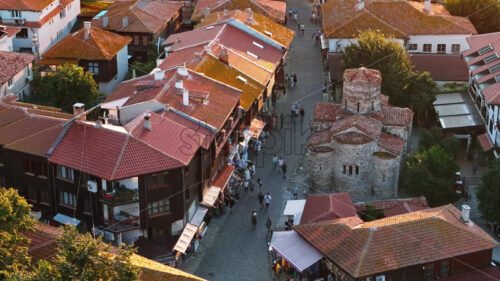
[28,226,141,281]
[445,0,500,34]
[0,187,35,279]
[477,159,500,224]
[361,204,385,221]
[400,146,460,206]
[30,64,103,113]
[126,42,160,79]
[419,127,460,157]
[341,30,437,126]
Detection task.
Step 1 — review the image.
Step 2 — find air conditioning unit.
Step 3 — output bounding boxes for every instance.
[376,275,385,281]
[87,180,97,193]
[104,231,115,241]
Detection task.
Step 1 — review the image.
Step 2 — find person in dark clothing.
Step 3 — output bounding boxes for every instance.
[266,216,272,234]
[281,162,287,179]
[251,210,257,229]
[300,107,305,121]
[229,197,235,214]
[258,192,264,209]
[293,74,297,84]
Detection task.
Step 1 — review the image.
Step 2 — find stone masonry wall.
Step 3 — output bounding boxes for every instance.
[342,78,381,114]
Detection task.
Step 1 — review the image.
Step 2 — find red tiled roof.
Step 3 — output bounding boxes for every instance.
[300,193,357,224]
[382,107,413,127]
[383,202,429,217]
[377,132,405,155]
[313,102,341,122]
[212,164,235,189]
[158,45,206,70]
[321,0,477,39]
[441,267,500,281]
[163,24,225,51]
[49,122,187,181]
[355,197,429,215]
[344,67,381,84]
[124,111,205,165]
[411,54,469,82]
[42,26,131,61]
[192,0,286,23]
[463,32,500,105]
[0,51,35,85]
[295,204,498,278]
[478,133,493,151]
[0,25,20,38]
[196,10,295,49]
[308,130,334,146]
[92,0,183,34]
[331,115,383,141]
[161,110,214,150]
[0,0,53,11]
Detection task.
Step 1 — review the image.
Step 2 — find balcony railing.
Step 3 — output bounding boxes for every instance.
[101,189,139,206]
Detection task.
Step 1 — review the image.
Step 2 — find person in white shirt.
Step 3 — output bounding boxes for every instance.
[264,193,272,208]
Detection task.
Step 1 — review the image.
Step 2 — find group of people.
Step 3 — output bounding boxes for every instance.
[312,28,322,46]
[272,154,288,179]
[288,8,298,22]
[285,74,298,88]
[290,102,305,121]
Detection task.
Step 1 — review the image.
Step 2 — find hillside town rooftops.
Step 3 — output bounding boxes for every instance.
[0,0,54,11]
[0,51,35,86]
[191,0,286,23]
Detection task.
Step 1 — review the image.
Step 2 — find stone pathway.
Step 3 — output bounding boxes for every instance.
[179,1,326,280]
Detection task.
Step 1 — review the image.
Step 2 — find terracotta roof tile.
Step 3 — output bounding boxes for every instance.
[295,204,499,278]
[382,107,413,126]
[42,26,131,61]
[321,0,476,39]
[377,132,405,155]
[0,51,35,85]
[344,67,382,84]
[411,54,469,82]
[192,0,286,23]
[355,197,429,215]
[163,24,225,51]
[0,0,53,11]
[0,115,63,146]
[160,111,214,150]
[0,25,20,39]
[300,193,358,224]
[331,115,383,140]
[313,102,341,122]
[196,10,294,48]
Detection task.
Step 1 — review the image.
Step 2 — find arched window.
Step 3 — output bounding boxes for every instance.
[349,165,353,175]
[357,102,360,112]
[355,165,359,175]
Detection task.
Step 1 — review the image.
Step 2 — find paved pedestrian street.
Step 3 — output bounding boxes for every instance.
[176,0,326,279]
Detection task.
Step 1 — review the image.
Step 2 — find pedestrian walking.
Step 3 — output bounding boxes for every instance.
[300,24,305,36]
[300,107,305,121]
[290,104,296,118]
[249,180,255,192]
[264,193,272,208]
[297,22,300,30]
[294,106,300,118]
[289,75,295,88]
[293,74,298,85]
[293,12,298,22]
[288,9,292,18]
[251,210,257,229]
[229,197,235,214]
[278,157,284,171]
[257,178,263,193]
[258,192,264,209]
[244,180,249,192]
[281,162,287,179]
[293,185,298,200]
[266,216,272,234]
[272,154,278,169]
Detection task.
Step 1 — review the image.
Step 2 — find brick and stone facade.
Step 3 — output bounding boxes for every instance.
[308,68,413,198]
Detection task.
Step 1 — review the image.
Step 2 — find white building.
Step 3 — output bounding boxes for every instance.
[0,25,19,51]
[38,22,131,94]
[463,32,500,157]
[0,0,80,55]
[0,50,36,98]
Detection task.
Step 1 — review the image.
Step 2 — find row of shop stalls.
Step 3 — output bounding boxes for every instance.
[267,199,325,280]
[173,164,235,263]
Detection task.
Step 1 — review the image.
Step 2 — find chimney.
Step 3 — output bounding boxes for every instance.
[122,16,128,28]
[424,0,431,12]
[246,8,253,23]
[461,205,471,222]
[177,67,188,77]
[102,15,108,28]
[204,8,210,17]
[356,0,365,11]
[84,21,91,40]
[154,69,164,80]
[73,103,85,116]
[223,9,228,17]
[175,80,183,89]
[219,51,228,64]
[144,112,152,130]
[183,89,189,106]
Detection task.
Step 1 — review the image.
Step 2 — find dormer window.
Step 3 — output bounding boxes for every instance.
[246,51,259,59]
[252,41,264,49]
[483,53,499,64]
[478,44,493,55]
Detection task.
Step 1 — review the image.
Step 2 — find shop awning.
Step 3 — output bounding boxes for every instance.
[212,164,235,192]
[478,133,493,151]
[433,92,483,129]
[190,206,208,227]
[270,231,323,272]
[201,186,221,207]
[173,223,198,254]
[37,57,79,65]
[53,213,81,226]
[283,200,306,225]
[248,118,266,139]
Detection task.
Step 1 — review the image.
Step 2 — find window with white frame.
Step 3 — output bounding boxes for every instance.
[408,44,417,51]
[451,44,460,54]
[57,165,74,181]
[88,62,99,74]
[437,44,446,53]
[423,44,432,52]
[147,198,171,215]
[58,190,77,207]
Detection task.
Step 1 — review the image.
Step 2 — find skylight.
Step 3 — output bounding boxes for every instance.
[252,41,264,49]
[236,75,247,83]
[246,51,259,59]
[478,44,493,55]
[489,63,500,73]
[483,53,499,64]
[264,30,272,37]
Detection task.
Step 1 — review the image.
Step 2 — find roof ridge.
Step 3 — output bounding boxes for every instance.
[365,5,409,37]
[132,135,187,165]
[354,228,375,276]
[4,123,62,151]
[110,134,131,180]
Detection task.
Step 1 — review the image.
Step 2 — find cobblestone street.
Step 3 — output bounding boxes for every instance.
[177,0,326,279]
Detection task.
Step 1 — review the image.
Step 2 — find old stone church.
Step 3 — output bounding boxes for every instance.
[308,68,413,197]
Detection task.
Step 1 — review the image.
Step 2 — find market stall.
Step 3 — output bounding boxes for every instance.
[270,230,323,273]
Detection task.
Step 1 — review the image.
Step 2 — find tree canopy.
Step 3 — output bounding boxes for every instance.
[419,127,460,157]
[445,0,500,34]
[400,145,460,207]
[30,64,103,113]
[0,187,35,279]
[477,158,500,224]
[341,30,437,126]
